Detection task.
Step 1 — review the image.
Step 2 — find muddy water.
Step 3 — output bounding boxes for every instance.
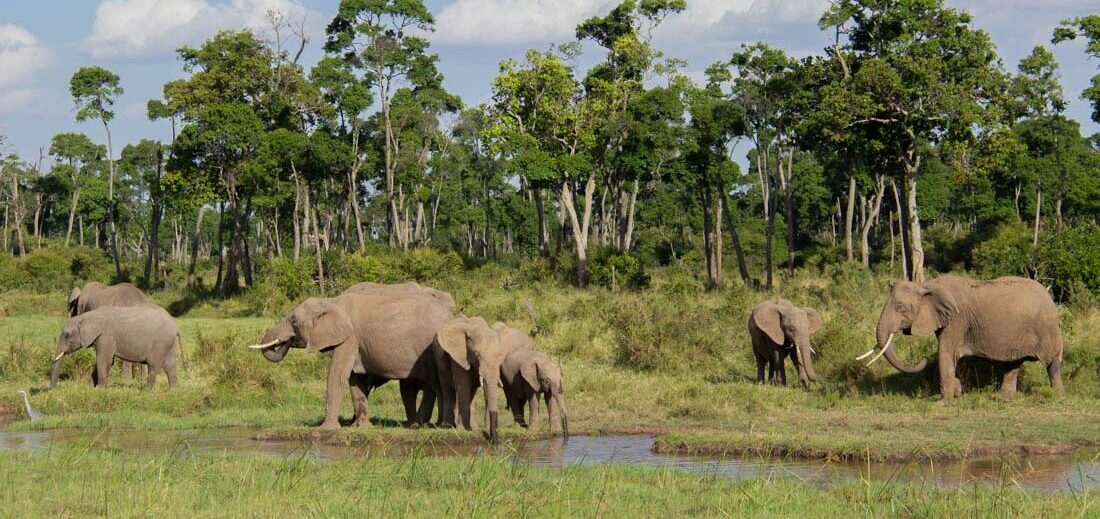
[1,429,1096,491]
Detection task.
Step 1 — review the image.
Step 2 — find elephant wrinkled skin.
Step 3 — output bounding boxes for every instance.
[747,298,821,388]
[51,303,181,388]
[252,290,453,430]
[865,275,1063,401]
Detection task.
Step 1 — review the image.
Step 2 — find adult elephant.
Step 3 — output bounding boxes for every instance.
[68,282,151,379]
[432,317,525,443]
[51,303,181,388]
[249,291,453,429]
[747,298,821,388]
[859,275,1063,401]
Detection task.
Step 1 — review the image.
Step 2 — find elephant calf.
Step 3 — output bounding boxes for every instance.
[52,303,181,388]
[748,298,822,388]
[500,343,568,436]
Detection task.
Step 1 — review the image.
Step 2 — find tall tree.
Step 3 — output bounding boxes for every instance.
[1011,46,1067,239]
[71,66,124,278]
[48,133,103,247]
[1053,15,1100,124]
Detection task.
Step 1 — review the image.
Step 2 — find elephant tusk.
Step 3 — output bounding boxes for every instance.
[53,352,65,362]
[865,333,895,367]
[248,339,282,350]
[855,348,876,361]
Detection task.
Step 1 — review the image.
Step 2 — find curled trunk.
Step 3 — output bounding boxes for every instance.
[793,340,819,385]
[876,316,927,373]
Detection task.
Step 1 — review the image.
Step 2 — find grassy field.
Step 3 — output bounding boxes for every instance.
[0,266,1098,515]
[0,447,1095,517]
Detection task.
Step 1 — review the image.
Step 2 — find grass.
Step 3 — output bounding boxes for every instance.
[0,265,1098,515]
[0,447,1095,517]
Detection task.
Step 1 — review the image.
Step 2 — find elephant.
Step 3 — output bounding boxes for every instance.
[499,342,568,436]
[748,298,821,388]
[249,291,453,430]
[68,282,151,379]
[432,316,526,443]
[859,275,1063,401]
[51,303,181,388]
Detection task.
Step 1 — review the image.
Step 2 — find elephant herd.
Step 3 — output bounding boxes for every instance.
[47,273,1065,442]
[755,274,1064,401]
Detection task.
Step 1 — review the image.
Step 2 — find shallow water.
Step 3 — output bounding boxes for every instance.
[1,429,1096,491]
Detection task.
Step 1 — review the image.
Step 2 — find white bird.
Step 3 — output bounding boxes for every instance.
[16,390,43,420]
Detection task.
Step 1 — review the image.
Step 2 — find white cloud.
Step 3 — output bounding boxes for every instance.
[85,0,319,60]
[0,24,53,114]
[434,0,829,46]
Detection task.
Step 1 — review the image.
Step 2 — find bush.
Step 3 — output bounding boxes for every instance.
[256,256,315,301]
[589,248,650,290]
[1041,224,1100,302]
[400,248,462,281]
[971,223,1034,278]
[0,246,113,292]
[606,294,727,373]
[332,252,401,288]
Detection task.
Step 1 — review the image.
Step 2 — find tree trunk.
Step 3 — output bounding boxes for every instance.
[215,202,225,290]
[560,176,595,287]
[845,176,856,262]
[103,120,122,280]
[534,187,549,257]
[1033,180,1042,246]
[890,179,908,280]
[187,206,207,290]
[719,189,753,285]
[905,171,925,283]
[619,179,640,251]
[860,175,885,268]
[142,148,164,289]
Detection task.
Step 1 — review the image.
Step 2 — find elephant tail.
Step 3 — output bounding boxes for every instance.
[177,333,189,371]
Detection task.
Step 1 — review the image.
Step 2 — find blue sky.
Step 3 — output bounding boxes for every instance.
[1,0,1097,165]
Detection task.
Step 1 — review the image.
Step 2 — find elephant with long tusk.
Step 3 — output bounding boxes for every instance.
[747,298,823,388]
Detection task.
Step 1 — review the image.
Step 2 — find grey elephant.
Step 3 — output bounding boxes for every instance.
[748,298,821,388]
[250,290,453,430]
[51,303,181,388]
[499,337,568,436]
[69,282,151,379]
[859,275,1063,401]
[432,316,526,443]
[339,281,455,424]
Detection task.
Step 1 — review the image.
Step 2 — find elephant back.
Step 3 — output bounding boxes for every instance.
[342,282,456,313]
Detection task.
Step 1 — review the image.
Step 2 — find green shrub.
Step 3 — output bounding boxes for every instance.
[256,256,315,301]
[589,248,650,290]
[0,246,114,293]
[400,248,462,282]
[331,252,400,288]
[971,223,1034,278]
[606,294,727,373]
[1041,224,1100,302]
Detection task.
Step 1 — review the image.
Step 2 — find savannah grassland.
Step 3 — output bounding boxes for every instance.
[0,265,1099,516]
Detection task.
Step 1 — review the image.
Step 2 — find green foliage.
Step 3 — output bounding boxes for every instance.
[1041,224,1100,300]
[255,257,315,302]
[0,247,113,293]
[589,248,650,290]
[606,293,727,373]
[971,223,1035,278]
[400,248,463,282]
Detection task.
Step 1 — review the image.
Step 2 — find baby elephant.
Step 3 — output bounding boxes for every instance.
[51,303,181,389]
[748,298,822,388]
[500,347,568,436]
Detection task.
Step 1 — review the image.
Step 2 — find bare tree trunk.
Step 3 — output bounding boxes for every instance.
[79,215,84,247]
[1033,180,1042,246]
[103,120,122,280]
[214,202,225,290]
[273,208,283,257]
[860,175,885,268]
[534,187,549,257]
[719,186,752,285]
[143,148,164,289]
[905,171,925,283]
[890,179,908,280]
[619,179,640,251]
[560,176,596,287]
[187,206,207,290]
[845,176,856,262]
[292,164,302,261]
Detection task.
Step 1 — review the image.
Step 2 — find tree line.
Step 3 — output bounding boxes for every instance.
[2,1,1098,296]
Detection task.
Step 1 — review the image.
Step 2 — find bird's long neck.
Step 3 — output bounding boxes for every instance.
[21,393,31,415]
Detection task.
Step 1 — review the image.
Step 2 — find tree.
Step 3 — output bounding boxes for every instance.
[71,66,124,278]
[1011,46,1067,240]
[819,0,1004,283]
[49,133,103,247]
[1053,15,1100,124]
[325,0,439,250]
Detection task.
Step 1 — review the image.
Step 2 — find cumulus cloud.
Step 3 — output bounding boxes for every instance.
[0,24,53,114]
[85,0,319,60]
[434,0,829,46]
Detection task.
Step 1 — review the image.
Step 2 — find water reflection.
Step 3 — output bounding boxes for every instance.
[1,429,1095,491]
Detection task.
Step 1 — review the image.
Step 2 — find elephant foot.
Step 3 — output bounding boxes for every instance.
[998,390,1016,402]
[352,417,372,428]
[320,420,341,431]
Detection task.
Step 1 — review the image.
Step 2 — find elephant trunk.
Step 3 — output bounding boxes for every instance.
[876,318,927,374]
[554,390,569,437]
[483,374,500,444]
[793,339,818,386]
[261,343,291,363]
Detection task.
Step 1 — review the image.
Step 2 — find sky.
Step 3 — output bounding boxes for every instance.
[0,0,1097,166]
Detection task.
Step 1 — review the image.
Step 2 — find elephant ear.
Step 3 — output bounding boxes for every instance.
[78,318,102,348]
[305,310,354,353]
[436,321,471,371]
[67,287,81,316]
[520,360,540,391]
[804,308,822,336]
[911,284,959,336]
[753,306,785,345]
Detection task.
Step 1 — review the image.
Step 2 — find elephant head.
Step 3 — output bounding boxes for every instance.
[51,315,104,387]
[520,352,569,436]
[859,281,958,372]
[250,297,352,361]
[752,300,821,387]
[435,316,510,443]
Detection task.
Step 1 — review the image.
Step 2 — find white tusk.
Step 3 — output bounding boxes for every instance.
[855,348,876,361]
[53,352,65,362]
[810,346,817,355]
[865,333,895,367]
[248,339,282,350]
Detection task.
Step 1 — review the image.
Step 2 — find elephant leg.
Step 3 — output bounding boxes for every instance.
[349,374,373,428]
[95,353,113,388]
[776,351,788,386]
[165,361,178,388]
[322,342,357,430]
[145,364,158,389]
[937,349,957,401]
[399,380,420,425]
[436,360,457,428]
[121,360,133,380]
[509,394,527,427]
[454,375,473,431]
[755,354,766,384]
[999,361,1023,401]
[417,387,437,426]
[545,392,561,434]
[528,393,540,429]
[1047,359,1063,395]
